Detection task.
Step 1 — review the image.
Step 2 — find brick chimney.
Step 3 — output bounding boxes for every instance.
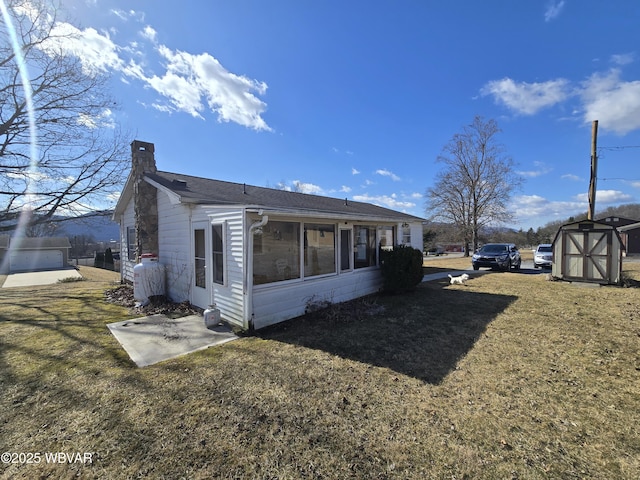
[131,140,158,260]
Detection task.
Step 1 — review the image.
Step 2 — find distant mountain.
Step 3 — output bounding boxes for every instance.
[56,212,120,242]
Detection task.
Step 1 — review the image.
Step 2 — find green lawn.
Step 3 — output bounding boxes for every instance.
[1,264,639,478]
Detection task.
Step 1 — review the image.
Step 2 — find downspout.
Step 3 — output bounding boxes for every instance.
[246,211,268,330]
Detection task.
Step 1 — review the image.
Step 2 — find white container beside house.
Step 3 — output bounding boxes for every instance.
[133,253,165,304]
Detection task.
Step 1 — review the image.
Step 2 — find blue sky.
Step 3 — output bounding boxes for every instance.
[45,1,640,229]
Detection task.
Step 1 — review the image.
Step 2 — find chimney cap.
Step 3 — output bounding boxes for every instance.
[131,140,155,154]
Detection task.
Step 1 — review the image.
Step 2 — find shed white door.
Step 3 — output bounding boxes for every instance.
[192,222,210,308]
[10,250,63,271]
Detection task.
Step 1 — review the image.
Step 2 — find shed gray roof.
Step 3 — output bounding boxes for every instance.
[9,236,71,250]
[146,171,425,222]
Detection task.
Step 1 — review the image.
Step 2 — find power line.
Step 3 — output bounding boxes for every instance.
[598,145,640,151]
[600,177,640,182]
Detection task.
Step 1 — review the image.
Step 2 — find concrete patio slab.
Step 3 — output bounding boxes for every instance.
[2,268,82,288]
[107,314,239,367]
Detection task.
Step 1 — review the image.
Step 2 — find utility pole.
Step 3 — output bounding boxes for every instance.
[588,120,598,220]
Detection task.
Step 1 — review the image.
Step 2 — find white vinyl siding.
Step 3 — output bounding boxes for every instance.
[156,192,191,302]
[120,201,136,282]
[206,209,244,327]
[252,269,382,329]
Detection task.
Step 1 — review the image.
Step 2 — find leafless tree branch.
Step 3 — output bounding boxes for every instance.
[425,116,523,254]
[0,0,129,234]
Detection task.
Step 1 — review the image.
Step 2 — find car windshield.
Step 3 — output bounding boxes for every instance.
[537,246,552,253]
[480,244,508,253]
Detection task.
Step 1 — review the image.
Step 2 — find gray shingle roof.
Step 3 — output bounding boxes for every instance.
[9,237,71,249]
[146,171,425,222]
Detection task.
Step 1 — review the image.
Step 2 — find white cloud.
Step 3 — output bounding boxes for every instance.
[481,77,569,115]
[611,53,634,66]
[512,194,586,226]
[340,185,352,193]
[544,1,565,22]
[42,23,125,75]
[517,161,553,178]
[580,69,640,135]
[289,180,324,195]
[33,11,271,131]
[573,189,634,204]
[110,9,144,22]
[77,108,115,129]
[375,169,401,181]
[141,25,157,42]
[352,193,415,210]
[351,168,360,175]
[561,174,582,181]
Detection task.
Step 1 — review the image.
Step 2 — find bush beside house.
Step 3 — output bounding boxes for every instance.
[380,245,424,293]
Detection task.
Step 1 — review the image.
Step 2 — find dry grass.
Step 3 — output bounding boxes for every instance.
[1,264,639,479]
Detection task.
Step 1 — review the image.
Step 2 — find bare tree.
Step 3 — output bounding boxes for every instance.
[425,116,522,255]
[0,0,129,233]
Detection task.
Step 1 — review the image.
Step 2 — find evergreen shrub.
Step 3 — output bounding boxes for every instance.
[380,245,424,293]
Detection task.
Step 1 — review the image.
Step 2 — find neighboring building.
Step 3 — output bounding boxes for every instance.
[2,236,72,273]
[0,235,9,274]
[596,216,640,255]
[113,140,425,330]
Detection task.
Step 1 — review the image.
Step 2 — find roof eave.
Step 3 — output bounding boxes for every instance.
[199,204,423,223]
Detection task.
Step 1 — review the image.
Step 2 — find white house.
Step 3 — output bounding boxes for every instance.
[113,141,425,330]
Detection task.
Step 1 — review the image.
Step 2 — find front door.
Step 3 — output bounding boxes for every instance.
[192,222,210,308]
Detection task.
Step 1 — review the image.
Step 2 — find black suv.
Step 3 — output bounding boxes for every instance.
[472,243,521,271]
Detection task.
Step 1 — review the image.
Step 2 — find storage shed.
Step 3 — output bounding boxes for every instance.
[551,220,624,285]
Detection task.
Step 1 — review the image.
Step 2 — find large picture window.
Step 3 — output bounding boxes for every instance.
[253,221,300,285]
[354,225,376,268]
[304,223,336,277]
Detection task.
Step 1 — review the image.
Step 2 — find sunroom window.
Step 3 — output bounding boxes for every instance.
[354,225,376,268]
[379,226,395,251]
[253,220,300,285]
[304,223,336,277]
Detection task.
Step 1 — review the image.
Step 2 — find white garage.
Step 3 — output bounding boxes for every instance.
[10,249,63,271]
[6,237,71,273]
